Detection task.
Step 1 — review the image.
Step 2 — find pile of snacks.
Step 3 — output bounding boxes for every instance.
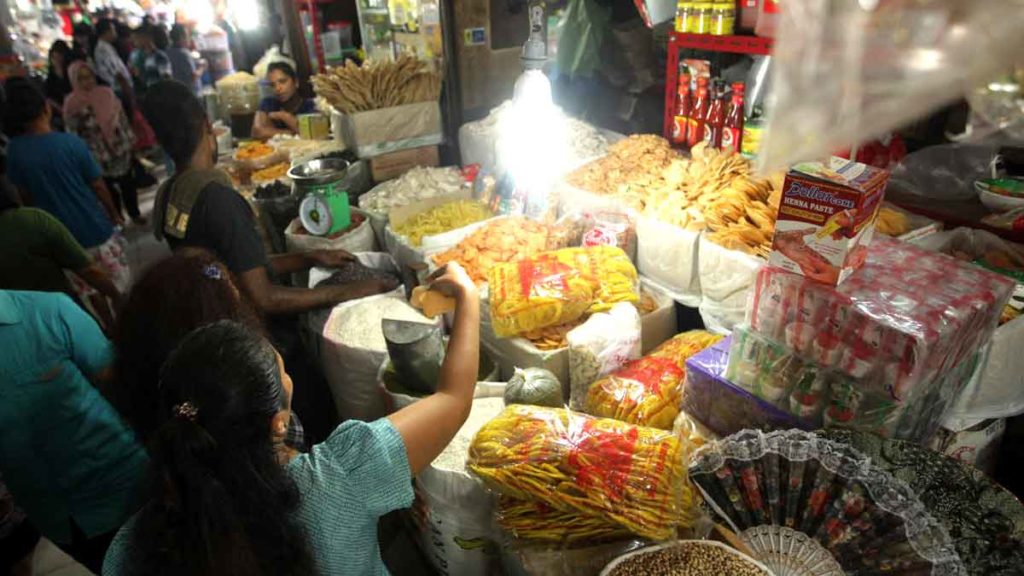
[251,162,289,183]
[392,200,493,246]
[235,141,275,161]
[312,54,441,114]
[467,404,700,540]
[488,246,640,338]
[432,217,555,285]
[565,135,679,211]
[876,206,911,236]
[359,167,466,214]
[585,331,723,430]
[523,320,585,351]
[497,497,630,544]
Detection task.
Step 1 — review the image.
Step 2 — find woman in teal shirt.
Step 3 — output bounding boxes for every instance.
[0,290,147,573]
[103,263,480,575]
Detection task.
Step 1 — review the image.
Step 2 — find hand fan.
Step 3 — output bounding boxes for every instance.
[689,429,966,576]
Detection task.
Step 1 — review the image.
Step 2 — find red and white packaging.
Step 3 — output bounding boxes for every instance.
[768,157,890,286]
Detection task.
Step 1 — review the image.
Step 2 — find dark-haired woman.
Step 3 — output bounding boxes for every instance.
[102,262,480,575]
[44,40,73,107]
[252,61,315,139]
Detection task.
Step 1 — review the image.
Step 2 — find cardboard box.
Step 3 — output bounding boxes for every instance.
[336,101,444,158]
[769,157,890,286]
[369,145,441,183]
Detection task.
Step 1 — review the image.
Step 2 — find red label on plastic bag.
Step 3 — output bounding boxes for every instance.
[517,257,571,299]
[567,419,638,502]
[763,0,780,13]
[614,357,685,396]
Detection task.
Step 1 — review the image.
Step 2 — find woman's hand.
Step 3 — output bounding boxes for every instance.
[427,262,478,306]
[268,110,299,132]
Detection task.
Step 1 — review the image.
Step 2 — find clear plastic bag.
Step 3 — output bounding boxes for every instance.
[567,303,642,411]
[888,144,1000,202]
[758,0,1024,171]
[488,246,640,338]
[584,331,724,430]
[496,496,631,545]
[467,404,701,540]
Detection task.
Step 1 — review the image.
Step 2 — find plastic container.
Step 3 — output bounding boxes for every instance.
[675,1,694,33]
[710,1,735,35]
[690,2,714,34]
[754,0,778,37]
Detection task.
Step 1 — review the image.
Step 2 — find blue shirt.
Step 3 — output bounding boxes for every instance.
[103,419,413,575]
[0,290,147,544]
[6,132,113,249]
[258,96,316,129]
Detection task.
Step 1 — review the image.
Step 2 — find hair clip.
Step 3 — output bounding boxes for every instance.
[173,402,199,421]
[202,264,222,280]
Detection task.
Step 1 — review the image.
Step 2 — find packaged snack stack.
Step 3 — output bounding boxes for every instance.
[731,237,1013,443]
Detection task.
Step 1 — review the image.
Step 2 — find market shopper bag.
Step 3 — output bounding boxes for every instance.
[566,303,642,411]
[320,289,435,422]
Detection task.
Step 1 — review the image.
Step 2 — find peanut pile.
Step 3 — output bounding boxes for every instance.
[605,543,769,576]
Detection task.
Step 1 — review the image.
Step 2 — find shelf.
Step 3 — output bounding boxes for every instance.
[669,32,773,55]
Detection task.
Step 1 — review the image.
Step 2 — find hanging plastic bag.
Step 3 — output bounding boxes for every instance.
[888,143,999,202]
[253,45,296,80]
[555,0,611,79]
[758,0,1024,171]
[567,303,642,411]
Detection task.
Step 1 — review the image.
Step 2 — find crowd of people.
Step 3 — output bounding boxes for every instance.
[0,15,483,576]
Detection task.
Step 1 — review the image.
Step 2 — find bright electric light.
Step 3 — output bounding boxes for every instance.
[231,0,261,31]
[498,69,568,217]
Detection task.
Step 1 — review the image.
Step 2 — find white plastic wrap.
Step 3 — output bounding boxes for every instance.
[635,216,701,307]
[759,0,1024,171]
[566,303,642,411]
[697,234,765,333]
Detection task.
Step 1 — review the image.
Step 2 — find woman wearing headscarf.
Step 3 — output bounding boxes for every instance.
[63,61,146,225]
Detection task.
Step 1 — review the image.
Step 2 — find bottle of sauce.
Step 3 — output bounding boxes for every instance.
[738,0,759,32]
[755,0,779,38]
[687,77,710,148]
[672,73,692,145]
[722,82,745,154]
[703,80,726,149]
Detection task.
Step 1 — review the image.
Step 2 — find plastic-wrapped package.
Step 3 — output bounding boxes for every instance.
[740,238,1011,442]
[681,336,817,439]
[467,405,701,540]
[497,497,631,545]
[488,246,640,338]
[584,331,722,430]
[567,303,642,411]
[758,0,1024,171]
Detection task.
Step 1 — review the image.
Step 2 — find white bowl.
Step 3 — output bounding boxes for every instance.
[978,188,1024,212]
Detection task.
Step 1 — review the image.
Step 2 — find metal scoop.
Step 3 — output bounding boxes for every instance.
[382,319,445,394]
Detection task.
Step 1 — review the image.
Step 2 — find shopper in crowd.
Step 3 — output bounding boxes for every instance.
[142,80,395,315]
[71,22,94,64]
[129,25,172,96]
[64,61,146,226]
[0,188,122,328]
[252,62,314,139]
[44,40,73,106]
[0,289,148,574]
[94,18,135,108]
[115,21,135,63]
[3,78,132,318]
[0,474,37,576]
[167,24,203,95]
[112,248,306,453]
[102,262,479,575]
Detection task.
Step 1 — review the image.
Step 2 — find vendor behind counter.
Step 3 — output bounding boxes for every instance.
[252,62,315,140]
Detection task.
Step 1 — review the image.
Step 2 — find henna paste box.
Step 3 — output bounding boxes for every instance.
[769,157,890,286]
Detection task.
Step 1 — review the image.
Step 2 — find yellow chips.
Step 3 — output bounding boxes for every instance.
[488,246,639,338]
[393,200,493,247]
[468,405,701,541]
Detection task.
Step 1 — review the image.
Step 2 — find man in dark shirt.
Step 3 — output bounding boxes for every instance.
[142,80,395,315]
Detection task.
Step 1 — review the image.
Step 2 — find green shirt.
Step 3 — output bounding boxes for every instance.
[103,419,414,575]
[0,290,148,544]
[0,207,91,295]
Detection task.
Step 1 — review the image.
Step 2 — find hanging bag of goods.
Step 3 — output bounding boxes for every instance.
[585,331,724,430]
[467,404,702,540]
[488,246,640,338]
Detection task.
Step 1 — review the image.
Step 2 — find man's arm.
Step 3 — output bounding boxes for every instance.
[237,266,397,315]
[75,263,123,305]
[91,178,124,226]
[268,249,355,276]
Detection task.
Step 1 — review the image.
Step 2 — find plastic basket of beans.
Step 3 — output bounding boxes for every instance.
[600,540,771,576]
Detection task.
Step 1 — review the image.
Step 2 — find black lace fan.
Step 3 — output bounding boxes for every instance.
[689,429,966,576]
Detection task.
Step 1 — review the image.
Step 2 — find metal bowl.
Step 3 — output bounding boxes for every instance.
[288,158,351,184]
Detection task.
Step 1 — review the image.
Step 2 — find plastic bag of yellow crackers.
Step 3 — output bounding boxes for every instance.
[467,405,702,541]
[584,331,724,430]
[488,246,640,338]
